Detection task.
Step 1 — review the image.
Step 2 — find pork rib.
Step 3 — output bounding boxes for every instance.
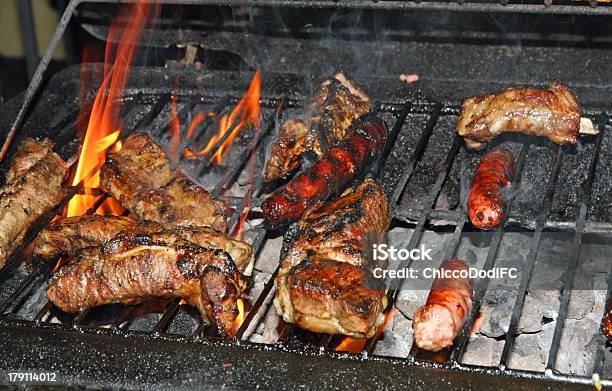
[456,83,581,149]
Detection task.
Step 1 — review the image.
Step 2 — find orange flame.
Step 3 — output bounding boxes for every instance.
[67,1,158,217]
[187,112,206,139]
[335,309,394,353]
[185,70,261,163]
[230,298,246,338]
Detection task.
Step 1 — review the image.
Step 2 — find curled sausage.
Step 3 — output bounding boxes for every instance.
[467,148,515,230]
[413,258,473,352]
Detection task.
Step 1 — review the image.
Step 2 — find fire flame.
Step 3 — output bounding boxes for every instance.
[230,298,246,338]
[67,0,158,217]
[187,112,206,139]
[185,70,261,163]
[335,309,394,353]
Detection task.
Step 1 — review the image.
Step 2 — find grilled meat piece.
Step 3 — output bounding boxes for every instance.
[34,217,254,275]
[47,224,248,336]
[0,138,67,268]
[33,215,135,260]
[100,133,228,231]
[413,258,473,352]
[274,179,390,338]
[264,71,372,181]
[263,113,387,229]
[457,83,581,149]
[467,148,515,230]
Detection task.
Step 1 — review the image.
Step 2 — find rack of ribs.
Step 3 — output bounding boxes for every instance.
[274,179,390,338]
[456,83,585,149]
[34,217,254,275]
[47,223,248,336]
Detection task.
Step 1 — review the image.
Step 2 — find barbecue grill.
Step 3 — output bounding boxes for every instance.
[0,1,611,389]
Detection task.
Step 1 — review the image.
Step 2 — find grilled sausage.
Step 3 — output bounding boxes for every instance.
[467,148,515,230]
[262,113,387,228]
[413,258,473,352]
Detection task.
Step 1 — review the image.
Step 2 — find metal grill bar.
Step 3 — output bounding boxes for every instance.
[592,260,612,376]
[364,134,462,354]
[391,104,441,204]
[498,145,565,368]
[185,96,231,147]
[546,114,606,372]
[212,99,285,197]
[374,102,413,179]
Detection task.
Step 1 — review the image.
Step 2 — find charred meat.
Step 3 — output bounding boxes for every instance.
[34,217,254,275]
[274,179,390,338]
[467,148,515,230]
[262,113,387,229]
[0,138,67,268]
[413,258,473,352]
[33,215,135,260]
[100,133,228,231]
[47,224,248,336]
[457,83,581,149]
[264,71,372,181]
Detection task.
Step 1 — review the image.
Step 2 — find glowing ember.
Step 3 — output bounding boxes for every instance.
[185,70,261,163]
[67,0,158,217]
[335,309,394,353]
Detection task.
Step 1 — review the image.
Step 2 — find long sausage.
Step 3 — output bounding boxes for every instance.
[413,258,473,352]
[262,113,387,228]
[467,148,515,230]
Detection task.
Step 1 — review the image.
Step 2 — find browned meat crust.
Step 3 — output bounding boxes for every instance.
[467,149,515,230]
[0,138,67,268]
[34,216,254,275]
[413,258,473,352]
[33,215,135,260]
[100,133,228,231]
[274,179,390,338]
[47,223,248,336]
[456,83,581,149]
[264,71,372,181]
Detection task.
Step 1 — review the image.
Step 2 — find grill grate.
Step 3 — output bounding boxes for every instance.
[1,89,609,387]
